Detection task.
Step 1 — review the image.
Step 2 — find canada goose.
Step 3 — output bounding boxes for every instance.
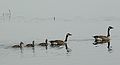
[93,26,113,42]
[38,39,48,46]
[54,17,55,21]
[12,42,24,48]
[38,39,48,50]
[49,33,72,46]
[25,41,35,47]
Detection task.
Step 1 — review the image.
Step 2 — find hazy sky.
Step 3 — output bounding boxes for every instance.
[0,0,120,17]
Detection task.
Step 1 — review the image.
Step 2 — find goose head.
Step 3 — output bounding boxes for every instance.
[20,42,24,45]
[108,26,114,29]
[67,33,72,36]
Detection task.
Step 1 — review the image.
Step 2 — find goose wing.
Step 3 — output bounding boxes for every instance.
[49,40,64,45]
[93,35,107,38]
[12,45,20,48]
[25,44,33,47]
[38,43,47,46]
[93,35,110,42]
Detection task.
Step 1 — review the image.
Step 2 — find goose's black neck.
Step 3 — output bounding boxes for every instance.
[20,42,23,48]
[45,39,48,43]
[32,41,35,47]
[64,34,69,42]
[107,28,110,37]
[20,43,22,47]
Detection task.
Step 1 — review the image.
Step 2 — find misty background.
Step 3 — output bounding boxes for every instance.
[0,0,120,65]
[0,0,120,18]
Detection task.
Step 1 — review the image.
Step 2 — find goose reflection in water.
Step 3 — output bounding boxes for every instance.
[64,42,72,53]
[50,42,72,53]
[93,40,112,53]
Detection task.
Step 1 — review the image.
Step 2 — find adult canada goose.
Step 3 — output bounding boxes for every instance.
[38,39,48,50]
[49,33,72,46]
[93,26,114,42]
[12,42,24,48]
[25,41,35,47]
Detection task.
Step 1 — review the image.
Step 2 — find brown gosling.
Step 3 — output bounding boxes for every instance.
[12,42,24,48]
[38,39,48,50]
[38,39,48,46]
[25,41,35,47]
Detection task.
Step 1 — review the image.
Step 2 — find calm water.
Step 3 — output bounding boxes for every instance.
[0,15,120,65]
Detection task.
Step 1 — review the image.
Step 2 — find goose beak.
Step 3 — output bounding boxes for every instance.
[111,27,114,29]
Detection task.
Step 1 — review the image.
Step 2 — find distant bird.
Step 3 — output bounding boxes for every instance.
[25,41,35,47]
[93,26,114,42]
[49,33,72,46]
[38,39,48,50]
[12,42,24,48]
[38,39,48,46]
[54,17,55,21]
